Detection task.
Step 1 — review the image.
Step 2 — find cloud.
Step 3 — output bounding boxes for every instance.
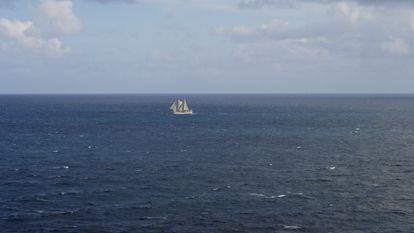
[0,18,70,55]
[238,0,295,9]
[238,0,414,9]
[86,0,136,4]
[382,38,410,55]
[0,0,82,56]
[335,1,372,23]
[34,0,82,36]
[230,26,258,41]
[215,19,291,42]
[217,19,310,43]
[215,20,332,65]
[216,0,414,63]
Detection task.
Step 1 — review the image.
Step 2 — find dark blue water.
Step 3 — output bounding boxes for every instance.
[0,95,413,233]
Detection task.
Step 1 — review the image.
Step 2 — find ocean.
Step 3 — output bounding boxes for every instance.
[0,94,413,233]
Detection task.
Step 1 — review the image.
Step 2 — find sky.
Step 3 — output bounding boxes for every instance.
[0,0,414,93]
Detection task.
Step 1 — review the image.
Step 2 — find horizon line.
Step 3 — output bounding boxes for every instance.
[1,92,414,95]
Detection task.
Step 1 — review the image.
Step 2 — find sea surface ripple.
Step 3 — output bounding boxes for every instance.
[0,94,413,232]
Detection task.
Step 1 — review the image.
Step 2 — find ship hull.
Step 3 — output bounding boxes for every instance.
[172,110,193,115]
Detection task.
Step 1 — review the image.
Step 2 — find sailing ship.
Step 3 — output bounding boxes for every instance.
[170,99,193,115]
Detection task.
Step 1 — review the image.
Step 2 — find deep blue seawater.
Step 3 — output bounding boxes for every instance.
[0,94,413,233]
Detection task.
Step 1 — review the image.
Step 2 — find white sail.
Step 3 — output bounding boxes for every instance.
[170,99,193,115]
[170,101,177,111]
[182,99,189,111]
[178,100,184,112]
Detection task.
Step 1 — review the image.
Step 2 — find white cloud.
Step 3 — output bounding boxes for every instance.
[216,19,290,42]
[283,39,331,60]
[35,0,82,36]
[87,0,135,3]
[0,0,82,56]
[382,38,410,55]
[0,19,33,41]
[214,19,333,64]
[335,1,372,24]
[231,25,258,39]
[260,19,289,32]
[238,0,414,9]
[0,18,70,55]
[219,19,310,43]
[216,0,414,62]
